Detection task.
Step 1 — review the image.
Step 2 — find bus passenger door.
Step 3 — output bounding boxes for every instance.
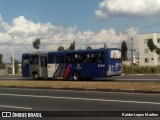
[22,54,30,77]
[40,56,48,78]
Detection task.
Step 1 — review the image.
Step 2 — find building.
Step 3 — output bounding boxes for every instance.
[138,33,160,66]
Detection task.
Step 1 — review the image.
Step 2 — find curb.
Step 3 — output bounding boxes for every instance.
[122,74,160,76]
[1,86,160,94]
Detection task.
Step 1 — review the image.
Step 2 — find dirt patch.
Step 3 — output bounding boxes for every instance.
[0,80,160,92]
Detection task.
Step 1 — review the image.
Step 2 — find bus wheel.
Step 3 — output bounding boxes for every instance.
[32,72,39,80]
[72,72,79,81]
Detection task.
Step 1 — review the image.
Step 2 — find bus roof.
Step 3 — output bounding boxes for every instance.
[48,48,120,55]
[22,48,121,55]
[22,51,48,55]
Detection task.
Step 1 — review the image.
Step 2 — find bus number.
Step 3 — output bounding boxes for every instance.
[98,64,105,68]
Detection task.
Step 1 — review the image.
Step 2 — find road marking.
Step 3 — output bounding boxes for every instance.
[0,104,32,110]
[0,93,160,105]
[117,79,160,81]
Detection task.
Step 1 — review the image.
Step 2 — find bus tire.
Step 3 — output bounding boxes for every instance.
[32,72,39,80]
[72,72,79,81]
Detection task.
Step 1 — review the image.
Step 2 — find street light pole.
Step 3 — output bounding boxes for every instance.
[12,35,15,75]
[129,38,136,74]
[131,38,133,74]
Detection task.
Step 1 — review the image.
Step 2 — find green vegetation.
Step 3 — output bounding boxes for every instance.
[86,46,92,50]
[121,40,128,61]
[33,38,41,50]
[58,46,65,51]
[122,65,160,74]
[147,38,160,54]
[0,80,160,92]
[10,57,20,74]
[57,41,75,51]
[68,41,75,50]
[0,54,5,69]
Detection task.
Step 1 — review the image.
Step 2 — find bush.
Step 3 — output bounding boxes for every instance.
[122,65,160,74]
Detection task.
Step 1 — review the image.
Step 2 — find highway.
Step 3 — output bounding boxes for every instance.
[98,74,160,81]
[0,74,160,81]
[0,87,160,119]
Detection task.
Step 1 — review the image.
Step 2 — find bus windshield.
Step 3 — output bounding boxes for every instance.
[110,50,121,59]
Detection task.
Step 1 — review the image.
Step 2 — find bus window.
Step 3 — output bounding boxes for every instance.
[97,53,104,62]
[66,54,76,63]
[56,56,64,64]
[48,54,55,63]
[22,54,29,66]
[77,53,90,62]
[30,55,38,64]
[22,54,30,77]
[111,50,121,59]
[41,57,47,67]
[90,52,104,62]
[23,59,29,66]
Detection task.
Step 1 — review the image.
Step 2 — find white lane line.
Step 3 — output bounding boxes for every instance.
[117,79,160,80]
[0,104,32,110]
[0,93,160,105]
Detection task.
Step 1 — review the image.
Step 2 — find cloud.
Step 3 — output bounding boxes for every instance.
[95,0,160,19]
[95,10,108,19]
[8,16,53,37]
[0,15,138,62]
[0,15,10,32]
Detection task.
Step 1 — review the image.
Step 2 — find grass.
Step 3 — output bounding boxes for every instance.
[0,80,160,92]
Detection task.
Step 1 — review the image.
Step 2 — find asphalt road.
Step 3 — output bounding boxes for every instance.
[0,74,160,81]
[94,74,160,81]
[0,87,160,120]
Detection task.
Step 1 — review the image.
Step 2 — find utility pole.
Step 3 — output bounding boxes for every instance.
[138,51,139,66]
[12,35,15,75]
[131,38,133,74]
[130,38,136,74]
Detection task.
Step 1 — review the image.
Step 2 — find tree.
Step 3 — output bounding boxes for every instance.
[58,46,65,51]
[68,41,75,50]
[10,57,20,74]
[0,54,5,69]
[147,39,156,52]
[86,46,92,50]
[33,38,41,50]
[121,40,128,61]
[147,39,160,55]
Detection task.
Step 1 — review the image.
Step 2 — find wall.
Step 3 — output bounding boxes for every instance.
[138,33,160,66]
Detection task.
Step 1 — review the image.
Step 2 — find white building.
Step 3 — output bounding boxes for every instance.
[138,33,160,66]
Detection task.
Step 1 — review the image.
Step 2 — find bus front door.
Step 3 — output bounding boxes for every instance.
[22,54,30,77]
[40,56,48,78]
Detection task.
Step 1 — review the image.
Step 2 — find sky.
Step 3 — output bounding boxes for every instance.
[0,0,160,62]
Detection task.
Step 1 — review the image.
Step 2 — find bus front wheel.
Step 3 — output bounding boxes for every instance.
[32,72,39,80]
[72,72,79,81]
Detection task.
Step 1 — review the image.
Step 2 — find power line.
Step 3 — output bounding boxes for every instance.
[56,22,160,42]
[138,22,160,30]
[1,21,160,47]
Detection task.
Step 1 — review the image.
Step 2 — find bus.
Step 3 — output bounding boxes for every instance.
[22,48,122,80]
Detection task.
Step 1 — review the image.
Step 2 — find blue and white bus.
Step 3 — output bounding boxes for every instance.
[22,48,122,80]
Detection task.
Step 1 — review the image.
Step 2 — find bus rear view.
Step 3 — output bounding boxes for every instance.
[107,49,122,76]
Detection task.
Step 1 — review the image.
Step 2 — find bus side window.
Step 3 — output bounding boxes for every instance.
[30,55,38,64]
[90,53,104,63]
[77,53,89,63]
[97,53,104,62]
[90,53,96,62]
[41,57,47,67]
[48,55,55,63]
[23,59,29,67]
[66,54,76,63]
[56,56,64,67]
[22,54,29,67]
